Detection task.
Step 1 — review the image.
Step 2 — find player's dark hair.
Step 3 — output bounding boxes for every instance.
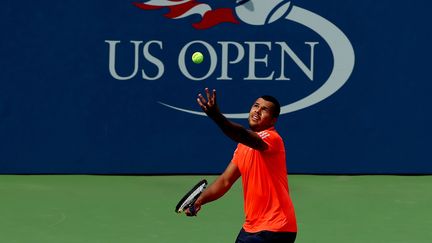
[260,95,280,118]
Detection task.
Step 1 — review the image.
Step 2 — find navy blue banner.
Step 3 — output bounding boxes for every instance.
[0,0,431,174]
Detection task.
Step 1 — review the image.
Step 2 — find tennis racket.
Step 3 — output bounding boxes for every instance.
[175,179,208,215]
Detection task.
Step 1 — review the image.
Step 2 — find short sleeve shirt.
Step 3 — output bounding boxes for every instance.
[231,127,297,233]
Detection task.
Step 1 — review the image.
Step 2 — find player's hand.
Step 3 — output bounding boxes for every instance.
[197,88,220,118]
[185,203,201,217]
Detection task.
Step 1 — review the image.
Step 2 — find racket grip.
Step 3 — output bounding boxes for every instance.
[189,204,197,216]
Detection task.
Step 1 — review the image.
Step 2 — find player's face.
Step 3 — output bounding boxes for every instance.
[248,98,277,131]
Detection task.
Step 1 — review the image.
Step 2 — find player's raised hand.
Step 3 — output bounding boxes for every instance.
[197,88,220,117]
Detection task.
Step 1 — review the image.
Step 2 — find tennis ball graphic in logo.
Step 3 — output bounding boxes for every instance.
[192,52,204,64]
[235,0,291,25]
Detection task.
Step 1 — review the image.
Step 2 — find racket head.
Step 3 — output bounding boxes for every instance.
[175,179,208,213]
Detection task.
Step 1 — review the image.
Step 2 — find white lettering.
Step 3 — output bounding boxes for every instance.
[217,41,245,80]
[106,40,321,82]
[141,41,164,80]
[245,42,274,80]
[276,41,318,81]
[106,40,142,80]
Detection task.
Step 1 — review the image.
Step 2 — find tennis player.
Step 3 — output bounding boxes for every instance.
[185,88,297,243]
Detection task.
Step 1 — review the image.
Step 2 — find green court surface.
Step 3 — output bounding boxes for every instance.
[0,175,431,243]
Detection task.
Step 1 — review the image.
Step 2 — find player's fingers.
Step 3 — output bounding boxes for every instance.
[212,89,217,104]
[197,98,207,111]
[197,98,204,108]
[186,205,200,217]
[194,204,201,213]
[198,93,207,105]
[185,208,196,217]
[207,89,215,106]
[205,88,211,104]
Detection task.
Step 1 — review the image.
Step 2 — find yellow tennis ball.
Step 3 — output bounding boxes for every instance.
[192,52,204,64]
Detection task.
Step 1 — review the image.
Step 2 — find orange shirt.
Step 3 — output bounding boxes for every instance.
[231,127,297,233]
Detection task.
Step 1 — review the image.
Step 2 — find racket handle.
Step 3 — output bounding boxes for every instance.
[189,204,197,216]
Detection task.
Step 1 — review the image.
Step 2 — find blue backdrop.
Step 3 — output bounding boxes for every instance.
[0,0,431,174]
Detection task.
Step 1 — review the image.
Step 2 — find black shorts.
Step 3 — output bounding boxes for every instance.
[235,228,297,243]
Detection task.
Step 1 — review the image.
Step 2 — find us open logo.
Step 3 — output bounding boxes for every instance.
[105,0,355,118]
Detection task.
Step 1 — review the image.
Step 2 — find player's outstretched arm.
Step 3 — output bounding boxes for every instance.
[185,161,240,216]
[197,88,268,151]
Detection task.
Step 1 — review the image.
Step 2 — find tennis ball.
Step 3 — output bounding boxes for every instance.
[192,52,204,64]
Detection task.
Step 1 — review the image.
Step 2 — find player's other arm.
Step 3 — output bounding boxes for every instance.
[197,88,268,151]
[186,161,240,216]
